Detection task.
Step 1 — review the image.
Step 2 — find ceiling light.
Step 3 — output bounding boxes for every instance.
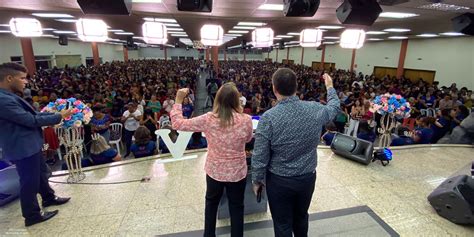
[108,29,124,32]
[366,31,388,35]
[167,28,184,32]
[318,25,344,30]
[0,24,9,27]
[258,3,284,11]
[388,36,408,39]
[287,32,300,36]
[76,18,108,42]
[417,34,438,38]
[171,33,188,37]
[143,21,167,44]
[379,12,419,18]
[143,17,155,21]
[0,30,11,33]
[53,30,76,34]
[273,37,282,40]
[228,30,248,34]
[115,32,134,35]
[133,36,143,39]
[201,24,224,46]
[418,3,470,12]
[440,32,465,36]
[323,42,335,45]
[252,28,274,48]
[225,34,243,37]
[340,29,365,49]
[32,13,74,18]
[300,29,323,47]
[324,36,339,39]
[55,19,77,23]
[384,28,411,32]
[233,26,256,30]
[132,0,162,3]
[153,18,176,23]
[43,28,56,31]
[164,23,180,27]
[368,38,383,41]
[238,22,266,26]
[9,18,42,37]
[275,35,293,38]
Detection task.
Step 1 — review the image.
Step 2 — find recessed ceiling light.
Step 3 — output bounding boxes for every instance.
[417,33,438,38]
[418,3,470,12]
[115,32,134,35]
[171,33,187,36]
[225,34,243,37]
[0,30,11,33]
[379,12,419,18]
[43,28,56,31]
[233,26,256,30]
[153,18,176,23]
[132,0,162,3]
[238,22,266,26]
[323,41,336,45]
[287,32,300,36]
[274,37,282,40]
[32,13,74,18]
[366,31,388,35]
[318,25,344,30]
[55,19,77,23]
[276,35,293,38]
[440,32,465,36]
[258,3,284,11]
[0,24,9,27]
[388,36,408,39]
[133,36,143,39]
[143,17,154,21]
[164,23,180,27]
[368,38,383,41]
[324,36,339,39]
[167,28,184,32]
[108,29,124,32]
[53,30,76,34]
[384,28,411,32]
[228,30,248,33]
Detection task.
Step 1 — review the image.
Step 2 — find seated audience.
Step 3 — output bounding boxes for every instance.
[357,121,376,143]
[130,126,158,158]
[321,122,338,146]
[187,132,208,150]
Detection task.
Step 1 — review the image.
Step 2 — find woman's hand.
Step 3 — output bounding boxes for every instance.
[175,88,189,104]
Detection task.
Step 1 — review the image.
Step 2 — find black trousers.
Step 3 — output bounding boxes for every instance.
[11,151,56,220]
[124,129,135,156]
[204,175,246,237]
[266,171,316,237]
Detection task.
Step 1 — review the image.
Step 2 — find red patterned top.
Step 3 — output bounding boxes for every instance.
[171,104,253,182]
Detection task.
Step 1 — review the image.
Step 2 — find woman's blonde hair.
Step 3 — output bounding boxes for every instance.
[90,135,111,155]
[212,82,242,128]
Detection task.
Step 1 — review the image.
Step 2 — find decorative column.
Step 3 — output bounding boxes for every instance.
[286,47,290,64]
[91,42,100,66]
[320,45,326,70]
[20,38,36,74]
[300,47,305,65]
[396,39,409,79]
[123,46,129,62]
[350,49,357,73]
[164,47,168,61]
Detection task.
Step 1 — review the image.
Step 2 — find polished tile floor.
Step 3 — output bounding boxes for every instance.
[1,146,474,236]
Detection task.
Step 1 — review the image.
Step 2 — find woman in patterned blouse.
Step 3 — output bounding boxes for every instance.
[171,83,253,237]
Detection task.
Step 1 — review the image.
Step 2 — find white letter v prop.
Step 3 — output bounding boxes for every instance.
[155,129,194,159]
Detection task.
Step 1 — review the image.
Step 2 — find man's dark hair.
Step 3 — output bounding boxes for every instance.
[0,63,27,82]
[272,68,297,97]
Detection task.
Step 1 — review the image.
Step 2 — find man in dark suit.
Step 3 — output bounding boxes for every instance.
[0,63,73,227]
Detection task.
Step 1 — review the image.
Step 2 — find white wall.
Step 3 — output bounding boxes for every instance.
[355,40,401,75]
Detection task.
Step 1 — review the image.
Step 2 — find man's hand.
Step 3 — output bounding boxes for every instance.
[323,73,333,88]
[252,182,264,196]
[175,88,189,104]
[59,109,74,119]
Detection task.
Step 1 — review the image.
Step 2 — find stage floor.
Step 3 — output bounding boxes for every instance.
[1,146,474,236]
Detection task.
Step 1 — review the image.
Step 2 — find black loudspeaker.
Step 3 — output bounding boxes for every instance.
[283,0,320,17]
[59,35,68,46]
[452,13,474,36]
[177,0,213,12]
[241,40,247,49]
[330,133,374,165]
[126,36,134,47]
[428,175,474,225]
[336,0,382,26]
[279,41,285,50]
[77,0,132,15]
[378,0,409,5]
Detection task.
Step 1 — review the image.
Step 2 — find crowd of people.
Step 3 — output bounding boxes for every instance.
[14,59,473,168]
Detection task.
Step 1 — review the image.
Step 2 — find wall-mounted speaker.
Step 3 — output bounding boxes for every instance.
[336,0,382,26]
[283,0,320,17]
[126,36,134,47]
[279,41,285,50]
[59,35,68,46]
[241,40,247,49]
[452,13,474,36]
[77,0,132,15]
[177,0,212,12]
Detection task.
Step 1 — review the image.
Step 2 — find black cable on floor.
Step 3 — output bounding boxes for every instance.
[48,177,151,185]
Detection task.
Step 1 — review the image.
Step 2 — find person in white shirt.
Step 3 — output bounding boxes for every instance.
[163,96,175,114]
[121,102,142,157]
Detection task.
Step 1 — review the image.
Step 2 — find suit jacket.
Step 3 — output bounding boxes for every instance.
[0,88,62,161]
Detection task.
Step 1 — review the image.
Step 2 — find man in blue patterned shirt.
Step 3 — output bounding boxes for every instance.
[252,68,340,237]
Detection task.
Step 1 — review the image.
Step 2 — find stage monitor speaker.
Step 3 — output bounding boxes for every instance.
[378,0,409,5]
[241,40,247,49]
[283,0,320,17]
[336,0,382,26]
[279,41,285,50]
[452,13,474,36]
[77,0,132,15]
[428,175,474,225]
[330,133,374,165]
[177,0,213,12]
[59,35,68,46]
[126,36,134,47]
